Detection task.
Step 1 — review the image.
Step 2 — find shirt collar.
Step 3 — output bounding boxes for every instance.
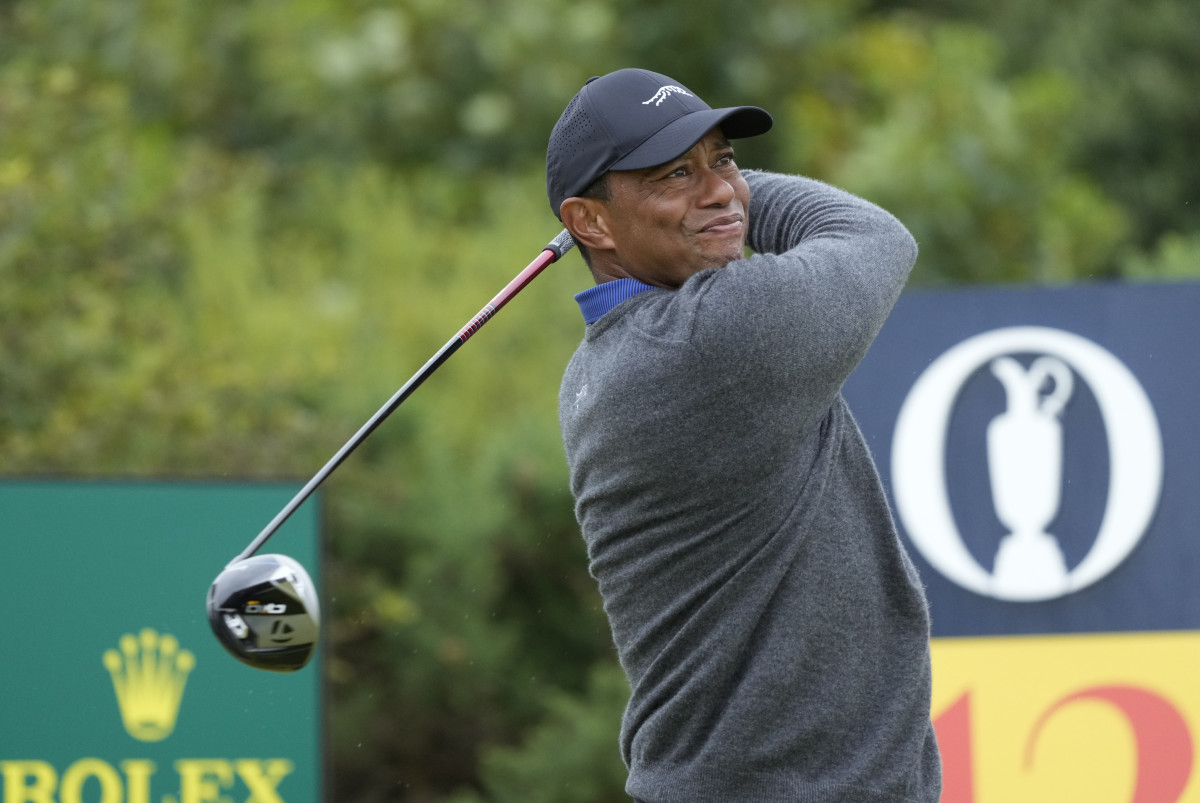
[574,278,657,324]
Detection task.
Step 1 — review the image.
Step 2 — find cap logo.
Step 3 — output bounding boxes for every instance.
[642,85,692,107]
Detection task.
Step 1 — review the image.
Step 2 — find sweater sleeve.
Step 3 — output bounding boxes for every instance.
[741,168,917,301]
[677,169,917,420]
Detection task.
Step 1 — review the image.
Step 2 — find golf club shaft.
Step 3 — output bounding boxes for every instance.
[233,229,576,564]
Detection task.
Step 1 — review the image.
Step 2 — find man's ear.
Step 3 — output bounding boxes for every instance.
[560,197,614,253]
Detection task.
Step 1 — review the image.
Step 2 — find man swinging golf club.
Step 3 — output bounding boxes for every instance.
[549,68,941,802]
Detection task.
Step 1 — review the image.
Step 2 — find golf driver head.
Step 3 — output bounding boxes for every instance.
[207,553,319,672]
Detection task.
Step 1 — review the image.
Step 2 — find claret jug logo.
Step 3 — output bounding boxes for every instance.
[891,326,1163,601]
[103,628,195,742]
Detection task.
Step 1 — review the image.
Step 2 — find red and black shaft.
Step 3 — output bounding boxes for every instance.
[232,229,576,564]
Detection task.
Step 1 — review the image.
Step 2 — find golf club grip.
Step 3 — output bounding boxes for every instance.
[232,230,575,563]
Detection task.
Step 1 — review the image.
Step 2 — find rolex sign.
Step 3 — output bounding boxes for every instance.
[0,481,321,803]
[844,281,1200,801]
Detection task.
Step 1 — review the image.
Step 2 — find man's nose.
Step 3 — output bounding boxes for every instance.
[698,166,736,206]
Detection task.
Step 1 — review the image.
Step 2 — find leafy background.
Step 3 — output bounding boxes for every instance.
[2,0,1196,799]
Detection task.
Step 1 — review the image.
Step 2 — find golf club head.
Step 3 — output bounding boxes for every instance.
[207,553,319,672]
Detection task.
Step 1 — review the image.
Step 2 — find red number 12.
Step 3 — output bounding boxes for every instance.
[935,686,1194,802]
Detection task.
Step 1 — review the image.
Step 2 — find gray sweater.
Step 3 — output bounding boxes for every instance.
[558,170,940,802]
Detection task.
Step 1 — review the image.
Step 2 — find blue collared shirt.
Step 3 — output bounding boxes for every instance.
[574,278,657,324]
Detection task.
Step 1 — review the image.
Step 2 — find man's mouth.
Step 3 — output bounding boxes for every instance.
[699,215,744,236]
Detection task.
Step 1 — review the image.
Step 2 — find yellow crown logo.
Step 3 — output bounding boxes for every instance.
[103,628,195,742]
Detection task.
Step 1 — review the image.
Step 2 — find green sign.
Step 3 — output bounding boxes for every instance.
[0,480,322,803]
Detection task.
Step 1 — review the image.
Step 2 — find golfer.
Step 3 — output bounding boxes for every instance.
[548,68,941,802]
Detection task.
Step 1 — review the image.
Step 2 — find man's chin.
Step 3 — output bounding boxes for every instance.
[705,244,748,270]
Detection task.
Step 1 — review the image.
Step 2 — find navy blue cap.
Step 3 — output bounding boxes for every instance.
[546,68,773,219]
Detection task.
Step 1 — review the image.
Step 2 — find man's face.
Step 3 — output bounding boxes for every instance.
[600,128,751,288]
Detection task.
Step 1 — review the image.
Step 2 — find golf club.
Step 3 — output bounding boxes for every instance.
[207,553,320,672]
[207,229,576,671]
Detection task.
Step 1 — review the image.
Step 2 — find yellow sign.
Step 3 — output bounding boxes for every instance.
[932,630,1199,802]
[0,758,295,803]
[103,630,195,743]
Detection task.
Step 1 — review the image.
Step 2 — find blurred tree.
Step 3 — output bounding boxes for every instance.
[874,0,1200,256]
[774,18,1130,283]
[448,662,630,803]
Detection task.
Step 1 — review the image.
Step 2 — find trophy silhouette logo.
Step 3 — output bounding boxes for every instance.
[987,356,1074,599]
[892,326,1163,602]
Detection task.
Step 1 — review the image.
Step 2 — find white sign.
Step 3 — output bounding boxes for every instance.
[891,326,1163,602]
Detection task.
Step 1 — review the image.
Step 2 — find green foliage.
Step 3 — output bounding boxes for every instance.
[1121,232,1200,281]
[448,662,629,803]
[3,0,1198,800]
[885,0,1200,254]
[774,19,1132,283]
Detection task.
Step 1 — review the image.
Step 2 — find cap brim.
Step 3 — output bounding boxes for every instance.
[610,106,773,172]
